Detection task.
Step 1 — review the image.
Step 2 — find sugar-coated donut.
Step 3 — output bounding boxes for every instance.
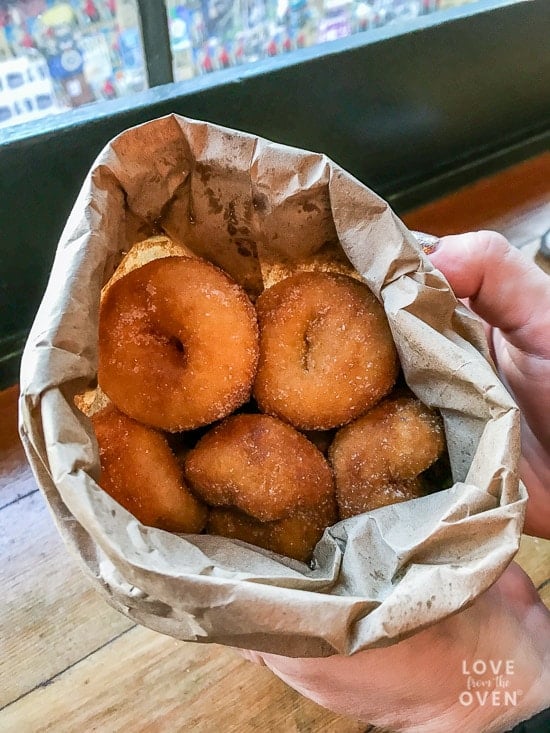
[98,256,259,432]
[184,413,336,524]
[329,394,446,518]
[207,504,336,563]
[253,271,399,430]
[92,405,208,533]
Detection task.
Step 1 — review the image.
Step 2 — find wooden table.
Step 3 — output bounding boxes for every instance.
[2,153,550,733]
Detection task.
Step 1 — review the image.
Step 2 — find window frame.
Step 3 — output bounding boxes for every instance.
[0,0,549,387]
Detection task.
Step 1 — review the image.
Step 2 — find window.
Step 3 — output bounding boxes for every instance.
[7,71,24,88]
[0,0,146,122]
[36,92,53,109]
[0,0,548,390]
[163,0,482,80]
[0,0,483,131]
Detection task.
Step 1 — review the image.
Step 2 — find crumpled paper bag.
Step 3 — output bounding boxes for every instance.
[19,114,526,657]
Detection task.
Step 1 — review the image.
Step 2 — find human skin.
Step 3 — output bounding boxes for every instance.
[240,231,550,732]
[430,231,550,540]
[243,563,550,732]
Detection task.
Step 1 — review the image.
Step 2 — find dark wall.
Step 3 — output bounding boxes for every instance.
[1,0,549,386]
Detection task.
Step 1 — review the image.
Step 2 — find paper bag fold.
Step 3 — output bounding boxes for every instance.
[20,114,525,657]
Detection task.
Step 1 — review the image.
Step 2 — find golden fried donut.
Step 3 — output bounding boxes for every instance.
[253,271,399,430]
[329,394,446,518]
[207,504,337,563]
[184,413,336,523]
[92,404,207,533]
[98,256,259,431]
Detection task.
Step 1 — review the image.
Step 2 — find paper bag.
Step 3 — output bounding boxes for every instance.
[19,115,525,657]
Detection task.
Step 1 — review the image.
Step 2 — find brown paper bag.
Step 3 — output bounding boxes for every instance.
[19,114,525,657]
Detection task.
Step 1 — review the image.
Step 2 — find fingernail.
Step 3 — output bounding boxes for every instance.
[539,228,550,259]
[410,231,440,255]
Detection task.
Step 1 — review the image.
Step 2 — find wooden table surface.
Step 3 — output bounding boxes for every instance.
[2,153,550,733]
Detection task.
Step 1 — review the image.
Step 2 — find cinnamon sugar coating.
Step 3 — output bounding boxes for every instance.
[330,394,445,518]
[98,256,259,432]
[185,413,336,524]
[92,404,208,533]
[253,272,399,430]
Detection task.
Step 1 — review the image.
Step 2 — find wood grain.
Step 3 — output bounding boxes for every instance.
[516,535,550,608]
[1,628,365,733]
[0,385,36,509]
[0,490,133,707]
[403,152,550,248]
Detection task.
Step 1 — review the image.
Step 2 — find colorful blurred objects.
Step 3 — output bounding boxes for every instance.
[40,2,76,27]
[166,0,444,80]
[0,0,147,127]
[1,0,476,129]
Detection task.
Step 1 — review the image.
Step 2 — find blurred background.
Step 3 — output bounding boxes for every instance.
[0,0,476,129]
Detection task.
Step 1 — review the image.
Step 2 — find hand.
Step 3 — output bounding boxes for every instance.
[243,563,550,732]
[430,231,550,538]
[240,231,550,733]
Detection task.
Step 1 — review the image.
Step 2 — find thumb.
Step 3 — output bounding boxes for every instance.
[429,231,550,358]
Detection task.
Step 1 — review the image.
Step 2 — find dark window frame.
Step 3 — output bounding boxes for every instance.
[0,0,549,387]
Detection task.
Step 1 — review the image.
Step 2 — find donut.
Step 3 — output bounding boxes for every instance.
[185,413,337,539]
[207,504,336,563]
[329,394,446,518]
[91,404,208,533]
[98,256,259,432]
[253,271,399,430]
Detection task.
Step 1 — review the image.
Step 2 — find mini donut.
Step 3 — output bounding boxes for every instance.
[184,413,336,524]
[253,271,399,430]
[207,504,337,563]
[98,256,259,432]
[92,404,208,533]
[329,394,446,518]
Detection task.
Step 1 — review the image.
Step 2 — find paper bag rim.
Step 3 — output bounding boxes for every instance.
[19,114,525,657]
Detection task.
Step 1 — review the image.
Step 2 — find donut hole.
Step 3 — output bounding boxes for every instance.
[301,311,328,372]
[168,335,185,355]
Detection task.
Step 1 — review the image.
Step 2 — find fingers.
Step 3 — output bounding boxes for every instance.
[491,561,545,613]
[427,230,550,538]
[430,231,550,358]
[521,446,550,540]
